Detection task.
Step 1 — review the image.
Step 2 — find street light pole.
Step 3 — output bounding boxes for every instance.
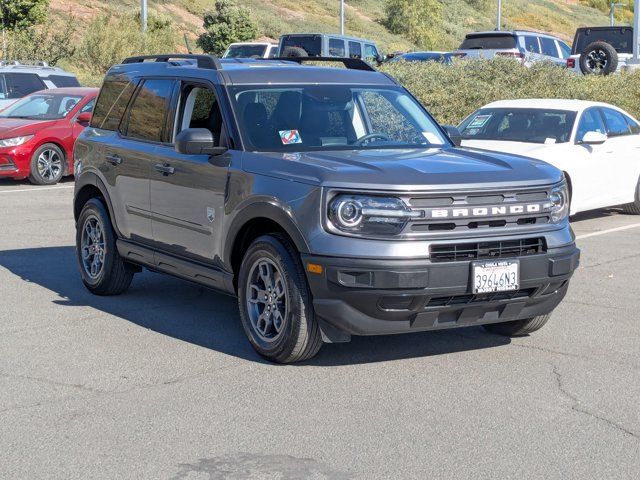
[632,0,639,64]
[140,0,147,32]
[496,0,502,31]
[340,0,345,36]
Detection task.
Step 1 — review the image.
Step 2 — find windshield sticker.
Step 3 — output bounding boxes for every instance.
[283,153,301,161]
[279,130,302,145]
[467,128,480,136]
[467,114,492,129]
[544,137,557,144]
[422,131,442,143]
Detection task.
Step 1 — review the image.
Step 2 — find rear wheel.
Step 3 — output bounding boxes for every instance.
[76,198,135,295]
[28,143,65,185]
[237,234,322,363]
[482,314,551,337]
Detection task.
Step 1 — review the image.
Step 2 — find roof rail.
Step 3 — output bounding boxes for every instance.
[121,54,221,70]
[0,60,50,67]
[266,57,377,72]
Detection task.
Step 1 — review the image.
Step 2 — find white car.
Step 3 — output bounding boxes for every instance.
[222,42,278,59]
[459,99,640,215]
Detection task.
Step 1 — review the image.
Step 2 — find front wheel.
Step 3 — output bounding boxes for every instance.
[29,143,66,185]
[237,234,322,363]
[482,314,551,337]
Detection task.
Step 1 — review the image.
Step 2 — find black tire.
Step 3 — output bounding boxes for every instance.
[623,177,640,214]
[282,46,308,58]
[76,198,135,295]
[28,143,66,185]
[579,41,618,75]
[482,314,551,337]
[237,234,322,363]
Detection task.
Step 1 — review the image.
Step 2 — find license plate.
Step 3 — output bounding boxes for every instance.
[472,260,519,294]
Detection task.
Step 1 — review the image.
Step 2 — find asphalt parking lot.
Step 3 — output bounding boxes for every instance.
[0,179,638,479]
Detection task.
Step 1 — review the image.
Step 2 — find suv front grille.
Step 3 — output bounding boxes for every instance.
[430,237,546,262]
[425,288,537,308]
[406,187,553,234]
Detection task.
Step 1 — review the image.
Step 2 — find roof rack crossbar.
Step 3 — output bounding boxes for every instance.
[121,54,221,70]
[266,56,377,72]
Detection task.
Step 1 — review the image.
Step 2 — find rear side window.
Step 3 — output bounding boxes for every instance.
[540,37,559,57]
[523,36,540,53]
[348,41,362,59]
[0,73,45,99]
[328,38,345,57]
[49,75,80,88]
[623,114,640,134]
[124,79,174,142]
[91,80,136,131]
[459,34,517,50]
[601,108,632,136]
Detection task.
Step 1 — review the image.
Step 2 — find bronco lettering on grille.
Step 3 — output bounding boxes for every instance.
[426,203,547,219]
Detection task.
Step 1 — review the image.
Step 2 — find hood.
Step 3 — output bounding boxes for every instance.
[0,118,55,138]
[461,139,560,158]
[241,146,563,191]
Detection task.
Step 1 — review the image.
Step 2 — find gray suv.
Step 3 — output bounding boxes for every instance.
[74,54,579,363]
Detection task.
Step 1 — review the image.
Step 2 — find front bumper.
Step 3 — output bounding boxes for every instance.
[0,148,29,179]
[303,244,580,339]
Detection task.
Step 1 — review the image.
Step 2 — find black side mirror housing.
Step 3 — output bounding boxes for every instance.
[175,128,227,155]
[443,125,462,147]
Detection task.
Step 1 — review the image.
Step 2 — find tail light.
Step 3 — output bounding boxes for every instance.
[566,58,575,68]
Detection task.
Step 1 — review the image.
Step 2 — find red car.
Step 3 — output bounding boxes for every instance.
[0,87,98,185]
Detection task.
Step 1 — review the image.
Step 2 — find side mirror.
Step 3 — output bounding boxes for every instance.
[580,131,607,145]
[443,125,462,147]
[175,128,227,155]
[376,54,384,65]
[76,111,92,125]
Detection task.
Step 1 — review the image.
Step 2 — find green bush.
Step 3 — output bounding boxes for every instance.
[382,58,640,124]
[75,12,176,76]
[197,0,259,56]
[383,0,443,49]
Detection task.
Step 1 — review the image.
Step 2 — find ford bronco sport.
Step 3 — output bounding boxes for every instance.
[73,54,579,363]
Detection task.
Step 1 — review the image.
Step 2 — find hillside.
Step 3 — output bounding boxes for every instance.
[50,0,622,53]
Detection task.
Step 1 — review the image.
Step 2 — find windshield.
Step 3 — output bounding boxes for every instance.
[223,44,268,58]
[459,108,577,144]
[231,85,449,152]
[280,35,322,56]
[0,93,83,120]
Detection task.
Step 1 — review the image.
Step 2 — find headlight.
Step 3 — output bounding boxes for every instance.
[0,135,34,148]
[328,194,423,236]
[549,182,569,223]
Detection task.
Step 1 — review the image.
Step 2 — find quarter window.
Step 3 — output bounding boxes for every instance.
[523,36,540,54]
[125,79,174,142]
[348,41,362,59]
[91,80,136,131]
[576,108,606,142]
[328,38,346,57]
[601,108,631,137]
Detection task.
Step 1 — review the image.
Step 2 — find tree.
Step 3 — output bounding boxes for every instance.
[196,0,259,56]
[384,0,443,49]
[4,13,76,65]
[0,0,48,31]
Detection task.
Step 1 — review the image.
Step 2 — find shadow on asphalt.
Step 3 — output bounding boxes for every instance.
[0,246,511,366]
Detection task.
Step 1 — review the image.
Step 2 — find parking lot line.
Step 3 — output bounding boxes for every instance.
[575,223,640,240]
[0,185,74,194]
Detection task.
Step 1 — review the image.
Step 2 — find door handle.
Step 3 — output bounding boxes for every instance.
[154,163,175,175]
[105,154,122,166]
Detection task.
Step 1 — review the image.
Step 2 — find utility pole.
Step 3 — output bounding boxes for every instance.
[496,0,502,31]
[140,0,147,32]
[632,0,639,64]
[340,0,345,36]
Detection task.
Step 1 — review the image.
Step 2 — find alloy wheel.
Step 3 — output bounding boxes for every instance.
[585,49,608,73]
[81,215,106,279]
[245,258,288,342]
[36,149,63,181]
